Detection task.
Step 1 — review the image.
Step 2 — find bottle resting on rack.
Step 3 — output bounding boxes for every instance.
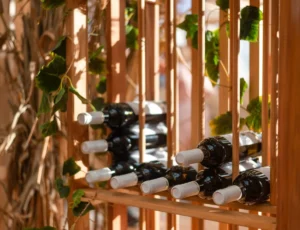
[77,101,167,129]
[176,131,262,168]
[81,123,167,155]
[110,160,167,189]
[171,157,261,200]
[140,165,197,194]
[85,161,139,183]
[212,166,270,205]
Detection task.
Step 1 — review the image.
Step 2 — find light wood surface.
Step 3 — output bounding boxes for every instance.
[83,189,277,229]
[65,1,89,229]
[277,0,300,229]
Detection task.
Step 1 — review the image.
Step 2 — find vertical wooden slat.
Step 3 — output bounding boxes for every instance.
[269,0,279,206]
[138,0,147,229]
[106,0,127,103]
[65,0,89,229]
[262,0,270,166]
[106,1,128,229]
[248,2,262,230]
[219,10,230,114]
[249,0,260,100]
[146,2,160,101]
[229,0,240,181]
[145,2,160,230]
[277,0,300,229]
[229,1,240,229]
[165,0,177,229]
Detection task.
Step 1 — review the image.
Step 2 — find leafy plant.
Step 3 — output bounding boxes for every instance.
[240,78,248,104]
[63,157,81,176]
[35,38,96,137]
[55,178,70,198]
[210,96,271,135]
[178,15,221,85]
[40,0,65,10]
[24,226,56,230]
[216,0,229,11]
[240,6,263,42]
[209,111,246,136]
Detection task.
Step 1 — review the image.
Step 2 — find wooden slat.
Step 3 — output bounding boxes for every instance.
[229,0,240,180]
[165,0,177,228]
[269,0,279,206]
[248,3,261,230]
[277,0,300,229]
[219,9,230,114]
[83,189,277,229]
[138,0,147,229]
[106,1,128,229]
[145,3,160,229]
[262,0,270,166]
[65,1,89,229]
[106,0,127,102]
[249,0,260,100]
[145,2,160,101]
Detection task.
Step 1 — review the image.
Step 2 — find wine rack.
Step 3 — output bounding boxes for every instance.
[64,0,300,229]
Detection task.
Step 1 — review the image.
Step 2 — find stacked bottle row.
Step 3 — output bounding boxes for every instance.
[78,101,170,177]
[78,101,271,206]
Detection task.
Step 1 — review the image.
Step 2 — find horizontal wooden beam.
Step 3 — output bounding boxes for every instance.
[82,189,277,229]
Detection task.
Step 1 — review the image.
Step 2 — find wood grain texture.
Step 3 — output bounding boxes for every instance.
[269,0,279,206]
[83,189,277,229]
[65,1,89,229]
[277,0,300,229]
[249,0,260,100]
[229,0,240,180]
[105,1,128,229]
[262,0,270,166]
[219,9,230,114]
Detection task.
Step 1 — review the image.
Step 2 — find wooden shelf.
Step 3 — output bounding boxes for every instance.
[82,188,277,229]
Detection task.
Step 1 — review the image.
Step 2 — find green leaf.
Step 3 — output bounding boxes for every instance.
[63,157,81,176]
[52,86,68,114]
[240,6,263,42]
[52,36,67,58]
[35,54,66,93]
[38,92,51,116]
[40,0,65,9]
[69,86,89,104]
[126,24,139,50]
[96,76,107,94]
[209,111,246,136]
[55,178,70,198]
[240,78,248,104]
[72,202,94,217]
[245,96,270,132]
[24,226,56,230]
[89,46,104,59]
[91,97,106,111]
[177,14,198,39]
[216,0,229,11]
[40,118,58,137]
[205,30,220,85]
[97,181,108,188]
[72,189,85,208]
[89,57,107,75]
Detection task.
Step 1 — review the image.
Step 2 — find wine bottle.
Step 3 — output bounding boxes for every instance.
[140,165,197,194]
[171,157,261,199]
[212,166,270,205]
[85,161,139,183]
[110,161,167,189]
[176,131,262,167]
[81,123,167,155]
[77,101,166,129]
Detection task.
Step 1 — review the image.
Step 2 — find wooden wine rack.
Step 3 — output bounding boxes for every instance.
[64,0,300,229]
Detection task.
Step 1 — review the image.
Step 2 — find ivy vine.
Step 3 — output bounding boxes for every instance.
[177,2,266,135]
